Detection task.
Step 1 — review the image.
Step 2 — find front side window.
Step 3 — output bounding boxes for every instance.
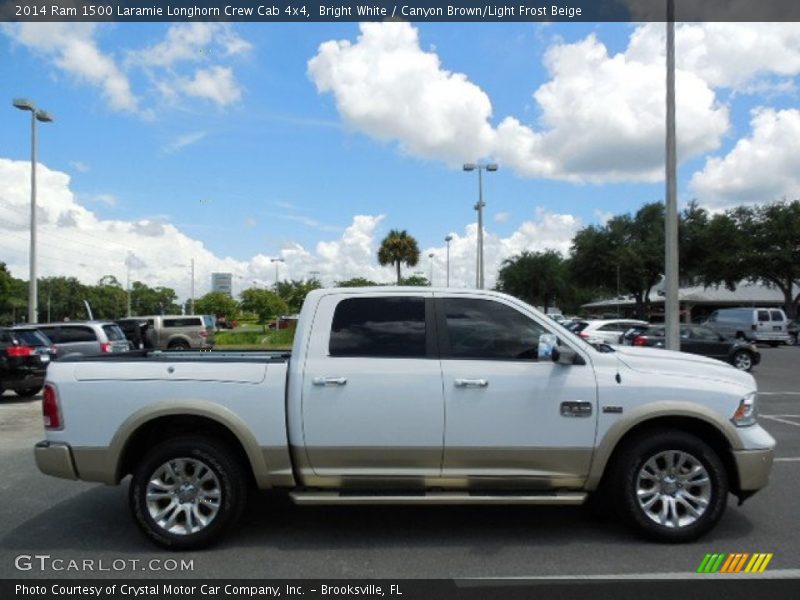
[329,297,427,358]
[770,310,784,322]
[440,298,548,360]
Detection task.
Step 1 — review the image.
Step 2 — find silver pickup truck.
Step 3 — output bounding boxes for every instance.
[35,288,775,549]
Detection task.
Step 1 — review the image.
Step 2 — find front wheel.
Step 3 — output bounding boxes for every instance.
[614,430,728,543]
[732,350,754,371]
[787,333,798,346]
[129,437,248,549]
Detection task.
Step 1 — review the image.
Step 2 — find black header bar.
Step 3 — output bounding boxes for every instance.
[2,0,800,23]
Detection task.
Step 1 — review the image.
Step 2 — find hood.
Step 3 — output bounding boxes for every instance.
[612,345,756,389]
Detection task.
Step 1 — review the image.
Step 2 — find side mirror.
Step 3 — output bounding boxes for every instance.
[551,346,581,365]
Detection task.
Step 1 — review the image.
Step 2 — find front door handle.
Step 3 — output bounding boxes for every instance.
[312,376,348,386]
[454,378,489,388]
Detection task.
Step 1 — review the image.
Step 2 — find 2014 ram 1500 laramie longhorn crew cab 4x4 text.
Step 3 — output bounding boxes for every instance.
[35,288,775,549]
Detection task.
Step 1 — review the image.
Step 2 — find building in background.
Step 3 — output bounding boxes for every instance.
[211,272,233,297]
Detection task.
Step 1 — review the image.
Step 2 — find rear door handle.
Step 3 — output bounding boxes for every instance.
[454,378,489,388]
[312,377,348,386]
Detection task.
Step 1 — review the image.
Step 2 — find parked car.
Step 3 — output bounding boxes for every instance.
[37,288,774,549]
[0,326,54,397]
[788,318,798,346]
[130,315,215,350]
[576,319,649,345]
[702,307,789,346]
[36,321,130,359]
[627,325,761,371]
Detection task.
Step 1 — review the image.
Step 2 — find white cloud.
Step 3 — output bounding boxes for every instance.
[128,23,251,69]
[162,131,207,154]
[3,23,139,113]
[308,22,495,165]
[0,158,582,298]
[69,161,90,173]
[176,66,243,106]
[689,108,800,208]
[309,23,800,185]
[494,211,510,223]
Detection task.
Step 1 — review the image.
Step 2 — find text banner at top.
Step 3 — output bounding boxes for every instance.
[3,0,800,23]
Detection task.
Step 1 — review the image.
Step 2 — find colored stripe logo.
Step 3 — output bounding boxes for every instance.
[697,553,773,574]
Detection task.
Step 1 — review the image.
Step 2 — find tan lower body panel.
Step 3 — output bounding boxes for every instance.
[733,447,774,490]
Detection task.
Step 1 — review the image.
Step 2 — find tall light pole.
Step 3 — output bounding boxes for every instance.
[463,162,498,290]
[444,235,453,287]
[13,98,54,324]
[271,257,285,290]
[664,0,680,350]
[190,258,195,314]
[428,253,435,286]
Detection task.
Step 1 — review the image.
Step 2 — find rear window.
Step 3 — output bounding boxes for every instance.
[102,324,127,341]
[163,318,203,328]
[329,297,427,358]
[570,321,589,333]
[12,329,51,346]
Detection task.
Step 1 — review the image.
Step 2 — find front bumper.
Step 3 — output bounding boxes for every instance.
[731,424,776,491]
[35,441,78,480]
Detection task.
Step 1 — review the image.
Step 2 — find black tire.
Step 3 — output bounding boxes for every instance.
[769,341,780,348]
[15,386,43,398]
[168,342,190,350]
[787,333,798,347]
[611,429,728,543]
[731,350,754,371]
[129,436,248,550]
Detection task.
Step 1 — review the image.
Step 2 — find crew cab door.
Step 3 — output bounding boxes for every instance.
[300,293,444,481]
[435,296,598,488]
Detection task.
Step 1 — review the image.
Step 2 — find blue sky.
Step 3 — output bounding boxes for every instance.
[1,21,799,297]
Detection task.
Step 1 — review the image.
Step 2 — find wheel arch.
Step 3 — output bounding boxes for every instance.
[111,402,272,488]
[588,408,741,495]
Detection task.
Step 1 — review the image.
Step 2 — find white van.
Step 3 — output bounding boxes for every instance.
[703,307,789,346]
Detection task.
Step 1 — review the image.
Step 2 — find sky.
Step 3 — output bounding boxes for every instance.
[1,21,800,301]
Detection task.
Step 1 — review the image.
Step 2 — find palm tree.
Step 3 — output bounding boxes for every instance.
[377,229,420,284]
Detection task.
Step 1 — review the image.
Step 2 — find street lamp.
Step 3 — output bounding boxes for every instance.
[270,257,285,290]
[13,98,54,323]
[428,253,435,286]
[444,235,453,287]
[463,162,498,290]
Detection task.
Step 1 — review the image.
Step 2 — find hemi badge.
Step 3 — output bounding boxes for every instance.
[602,406,623,414]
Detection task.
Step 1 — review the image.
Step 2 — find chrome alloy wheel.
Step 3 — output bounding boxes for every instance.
[146,458,221,535]
[635,450,712,529]
[733,351,753,371]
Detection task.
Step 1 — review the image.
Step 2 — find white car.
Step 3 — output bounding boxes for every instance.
[575,319,650,345]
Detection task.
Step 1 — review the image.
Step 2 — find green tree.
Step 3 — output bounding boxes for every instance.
[0,263,27,324]
[399,275,429,286]
[37,276,91,321]
[130,282,180,315]
[570,203,665,319]
[336,277,379,287]
[87,275,127,319]
[239,288,289,332]
[496,250,569,311]
[194,292,240,320]
[377,229,420,284]
[275,278,322,314]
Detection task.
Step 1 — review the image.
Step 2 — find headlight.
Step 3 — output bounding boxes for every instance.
[732,391,758,427]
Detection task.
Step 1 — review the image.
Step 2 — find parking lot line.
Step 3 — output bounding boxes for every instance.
[761,415,800,427]
[759,392,800,396]
[774,458,800,462]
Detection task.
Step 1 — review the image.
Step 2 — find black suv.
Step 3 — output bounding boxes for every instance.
[0,327,56,398]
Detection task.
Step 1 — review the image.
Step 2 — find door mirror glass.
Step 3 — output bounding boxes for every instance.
[551,345,580,365]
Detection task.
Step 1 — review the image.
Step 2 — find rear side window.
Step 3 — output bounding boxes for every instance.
[440,298,547,360]
[37,327,60,343]
[12,330,51,346]
[770,310,784,322]
[164,318,202,328]
[597,323,622,331]
[102,325,126,341]
[757,310,770,322]
[329,297,426,358]
[58,326,97,343]
[0,330,12,343]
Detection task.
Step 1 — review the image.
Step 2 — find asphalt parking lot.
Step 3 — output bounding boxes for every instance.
[0,346,798,580]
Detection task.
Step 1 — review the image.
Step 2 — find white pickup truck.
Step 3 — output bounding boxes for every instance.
[35,288,775,549]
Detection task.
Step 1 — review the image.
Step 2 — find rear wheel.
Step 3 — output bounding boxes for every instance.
[168,341,190,350]
[129,436,247,549]
[732,350,753,371]
[15,386,42,398]
[769,341,780,348]
[613,430,728,543]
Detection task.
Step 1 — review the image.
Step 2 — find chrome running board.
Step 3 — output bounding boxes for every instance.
[289,491,587,506]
